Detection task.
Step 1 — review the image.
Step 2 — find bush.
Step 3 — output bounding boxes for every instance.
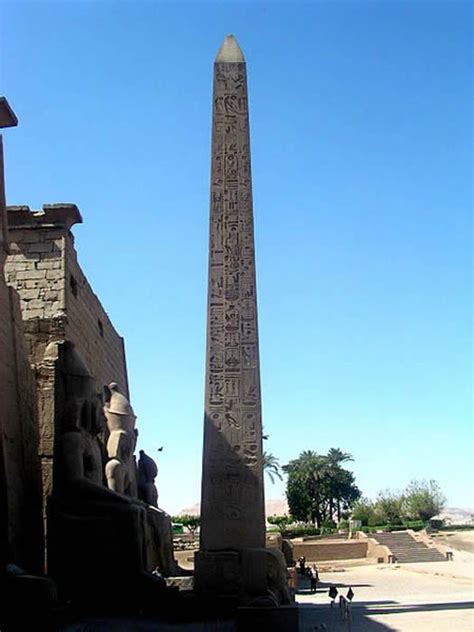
[321,519,337,529]
[358,522,425,534]
[351,498,375,526]
[267,515,294,529]
[359,526,389,534]
[171,514,200,534]
[402,520,425,531]
[281,526,322,539]
[368,515,383,527]
[439,524,474,531]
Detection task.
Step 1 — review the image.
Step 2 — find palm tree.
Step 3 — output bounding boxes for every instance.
[263,452,283,484]
[327,448,353,466]
[326,448,354,522]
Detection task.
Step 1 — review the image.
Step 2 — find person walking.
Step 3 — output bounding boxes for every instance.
[310,564,319,593]
[298,555,306,576]
[287,566,298,602]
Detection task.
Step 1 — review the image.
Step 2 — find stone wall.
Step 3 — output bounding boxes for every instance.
[5,204,128,394]
[0,131,43,573]
[4,204,129,567]
[64,230,129,396]
[5,209,66,322]
[291,540,368,562]
[357,531,391,563]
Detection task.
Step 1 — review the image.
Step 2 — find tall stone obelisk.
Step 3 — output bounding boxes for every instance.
[196,36,288,605]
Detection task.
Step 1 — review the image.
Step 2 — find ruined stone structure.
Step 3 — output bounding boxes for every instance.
[5,204,128,385]
[0,99,58,631]
[4,202,178,609]
[4,205,129,535]
[0,99,44,574]
[195,36,289,608]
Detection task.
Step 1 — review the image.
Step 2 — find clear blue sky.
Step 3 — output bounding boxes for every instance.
[1,1,472,514]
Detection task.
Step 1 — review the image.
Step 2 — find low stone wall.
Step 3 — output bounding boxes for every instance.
[357,532,392,563]
[292,539,368,562]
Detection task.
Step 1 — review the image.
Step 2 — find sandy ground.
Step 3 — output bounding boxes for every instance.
[433,530,474,554]
[297,555,474,631]
[174,542,474,630]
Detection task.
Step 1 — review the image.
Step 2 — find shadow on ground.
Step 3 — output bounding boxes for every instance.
[298,600,474,631]
[296,575,474,631]
[357,600,474,615]
[299,603,394,631]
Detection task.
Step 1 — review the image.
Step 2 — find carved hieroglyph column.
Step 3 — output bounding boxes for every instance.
[199,35,265,554]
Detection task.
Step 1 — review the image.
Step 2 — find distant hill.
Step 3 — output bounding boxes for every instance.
[178,498,289,517]
[178,501,473,525]
[437,507,474,525]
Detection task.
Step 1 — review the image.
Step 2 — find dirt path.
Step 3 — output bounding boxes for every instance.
[434,531,474,554]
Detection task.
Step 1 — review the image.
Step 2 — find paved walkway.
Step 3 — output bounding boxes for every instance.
[297,559,474,631]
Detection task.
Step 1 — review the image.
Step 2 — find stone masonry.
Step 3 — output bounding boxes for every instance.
[5,204,128,387]
[4,204,129,563]
[0,99,44,573]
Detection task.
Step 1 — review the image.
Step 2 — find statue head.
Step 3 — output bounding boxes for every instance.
[104,382,135,417]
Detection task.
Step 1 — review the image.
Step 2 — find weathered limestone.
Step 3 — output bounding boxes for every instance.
[0,99,44,575]
[138,449,159,507]
[4,205,129,555]
[0,98,57,630]
[104,382,138,497]
[195,36,289,608]
[48,342,173,610]
[102,382,179,578]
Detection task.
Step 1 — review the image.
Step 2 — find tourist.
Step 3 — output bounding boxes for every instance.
[310,565,319,593]
[298,555,306,576]
[287,566,298,602]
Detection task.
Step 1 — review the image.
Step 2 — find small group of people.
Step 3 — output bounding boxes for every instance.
[298,556,319,593]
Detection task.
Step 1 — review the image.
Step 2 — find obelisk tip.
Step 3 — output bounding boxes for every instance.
[215,34,245,63]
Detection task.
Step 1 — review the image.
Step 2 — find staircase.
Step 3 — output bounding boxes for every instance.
[371,531,446,563]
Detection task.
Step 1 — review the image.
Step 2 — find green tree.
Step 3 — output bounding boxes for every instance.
[283,449,361,526]
[333,468,361,522]
[171,514,201,536]
[326,448,360,522]
[283,450,324,524]
[267,515,293,529]
[351,497,375,526]
[374,490,404,525]
[263,451,283,484]
[403,479,446,522]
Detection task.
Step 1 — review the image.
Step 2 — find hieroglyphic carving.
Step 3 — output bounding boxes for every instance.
[201,52,265,551]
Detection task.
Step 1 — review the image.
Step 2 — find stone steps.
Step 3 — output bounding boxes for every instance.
[371,531,446,563]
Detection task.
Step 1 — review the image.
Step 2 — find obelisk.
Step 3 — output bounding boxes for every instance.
[195,35,279,603]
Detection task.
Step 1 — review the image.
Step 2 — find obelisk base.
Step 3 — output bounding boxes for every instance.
[194,548,290,608]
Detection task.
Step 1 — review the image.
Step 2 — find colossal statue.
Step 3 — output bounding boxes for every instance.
[48,343,177,612]
[101,384,179,576]
[138,449,159,507]
[103,382,138,497]
[137,449,180,576]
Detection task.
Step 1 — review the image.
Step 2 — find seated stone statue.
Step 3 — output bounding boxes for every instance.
[138,449,159,507]
[137,449,182,576]
[103,382,138,497]
[48,343,169,612]
[101,384,180,577]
